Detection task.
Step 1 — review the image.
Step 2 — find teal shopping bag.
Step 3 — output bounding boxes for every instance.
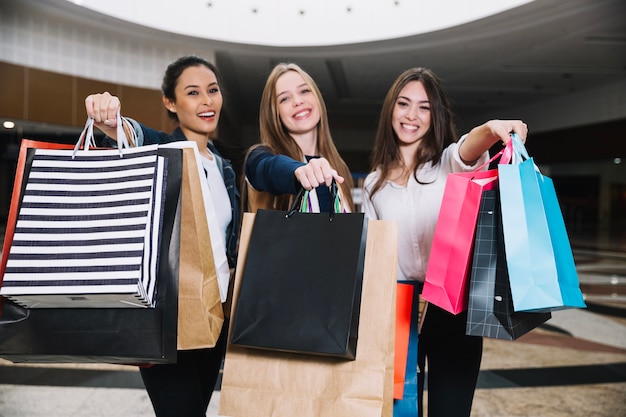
[498,136,586,312]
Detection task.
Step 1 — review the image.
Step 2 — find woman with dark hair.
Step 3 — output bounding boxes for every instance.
[362,67,527,416]
[244,62,354,213]
[85,55,239,417]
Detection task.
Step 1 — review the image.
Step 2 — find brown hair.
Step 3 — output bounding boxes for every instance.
[368,67,457,197]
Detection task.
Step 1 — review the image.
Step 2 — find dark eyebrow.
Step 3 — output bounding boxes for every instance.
[398,95,429,104]
[184,81,218,90]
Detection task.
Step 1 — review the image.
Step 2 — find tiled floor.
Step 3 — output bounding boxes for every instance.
[0,225,625,417]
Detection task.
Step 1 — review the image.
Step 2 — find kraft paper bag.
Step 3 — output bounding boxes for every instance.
[175,146,223,350]
[219,214,397,417]
[243,178,276,212]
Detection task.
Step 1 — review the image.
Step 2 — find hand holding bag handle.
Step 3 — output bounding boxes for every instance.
[73,113,137,157]
[286,179,341,219]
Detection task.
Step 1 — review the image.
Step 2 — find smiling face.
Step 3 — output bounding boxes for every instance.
[275,70,321,138]
[392,80,431,149]
[163,65,222,139]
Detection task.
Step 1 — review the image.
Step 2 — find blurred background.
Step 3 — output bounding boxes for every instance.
[0,0,624,416]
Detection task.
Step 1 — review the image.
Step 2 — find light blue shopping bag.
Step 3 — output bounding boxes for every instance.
[498,136,586,312]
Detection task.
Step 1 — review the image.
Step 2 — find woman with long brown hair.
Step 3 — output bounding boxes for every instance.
[363,67,527,416]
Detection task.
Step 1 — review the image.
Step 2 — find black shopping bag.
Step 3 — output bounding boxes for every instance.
[0,147,182,364]
[465,189,551,340]
[230,204,367,360]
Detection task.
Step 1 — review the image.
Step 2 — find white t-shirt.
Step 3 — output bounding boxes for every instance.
[201,154,232,241]
[361,137,489,282]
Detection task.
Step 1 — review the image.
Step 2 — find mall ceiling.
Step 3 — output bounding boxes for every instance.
[9,0,626,149]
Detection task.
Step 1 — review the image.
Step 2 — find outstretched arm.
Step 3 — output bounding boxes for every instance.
[459,119,528,164]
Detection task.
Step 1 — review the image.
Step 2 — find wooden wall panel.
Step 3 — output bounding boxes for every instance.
[0,63,172,132]
[119,85,165,131]
[27,68,74,125]
[0,62,26,119]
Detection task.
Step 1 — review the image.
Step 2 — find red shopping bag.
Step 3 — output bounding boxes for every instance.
[394,283,414,399]
[422,149,509,314]
[1,139,75,281]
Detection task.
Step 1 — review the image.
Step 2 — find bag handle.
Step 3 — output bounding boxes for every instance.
[286,179,341,221]
[73,112,136,158]
[474,132,526,171]
[508,133,530,164]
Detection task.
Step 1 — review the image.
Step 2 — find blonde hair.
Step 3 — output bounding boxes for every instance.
[254,62,354,211]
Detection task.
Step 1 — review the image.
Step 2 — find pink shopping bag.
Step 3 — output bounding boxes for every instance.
[422,148,510,314]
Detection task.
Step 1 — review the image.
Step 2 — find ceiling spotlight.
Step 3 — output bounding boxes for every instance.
[3,121,15,129]
[614,157,622,165]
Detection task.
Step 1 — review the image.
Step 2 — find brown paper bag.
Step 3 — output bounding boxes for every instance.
[243,179,276,212]
[219,214,397,417]
[176,147,224,350]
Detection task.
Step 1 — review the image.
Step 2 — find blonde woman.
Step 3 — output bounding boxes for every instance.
[244,62,354,213]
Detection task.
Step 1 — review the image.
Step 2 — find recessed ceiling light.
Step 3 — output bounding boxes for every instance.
[3,121,15,129]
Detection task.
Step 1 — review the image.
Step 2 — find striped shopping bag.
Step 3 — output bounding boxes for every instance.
[1,144,167,308]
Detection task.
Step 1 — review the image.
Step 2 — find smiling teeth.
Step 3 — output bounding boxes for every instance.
[199,112,215,117]
[294,110,309,118]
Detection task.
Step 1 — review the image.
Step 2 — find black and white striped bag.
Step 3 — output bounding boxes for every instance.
[1,117,167,308]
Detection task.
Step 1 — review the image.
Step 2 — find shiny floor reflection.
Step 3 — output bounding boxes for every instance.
[0,224,625,417]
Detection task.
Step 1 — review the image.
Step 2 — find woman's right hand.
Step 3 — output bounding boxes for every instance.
[294,157,344,190]
[85,92,122,133]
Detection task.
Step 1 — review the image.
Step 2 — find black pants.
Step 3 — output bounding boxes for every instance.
[418,304,483,417]
[139,321,228,417]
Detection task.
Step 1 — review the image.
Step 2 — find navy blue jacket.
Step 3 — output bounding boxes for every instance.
[245,146,331,211]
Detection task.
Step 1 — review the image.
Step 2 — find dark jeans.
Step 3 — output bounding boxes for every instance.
[418,304,483,417]
[139,321,228,417]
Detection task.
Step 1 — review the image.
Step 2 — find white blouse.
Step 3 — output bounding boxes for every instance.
[361,137,489,282]
[201,154,232,241]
